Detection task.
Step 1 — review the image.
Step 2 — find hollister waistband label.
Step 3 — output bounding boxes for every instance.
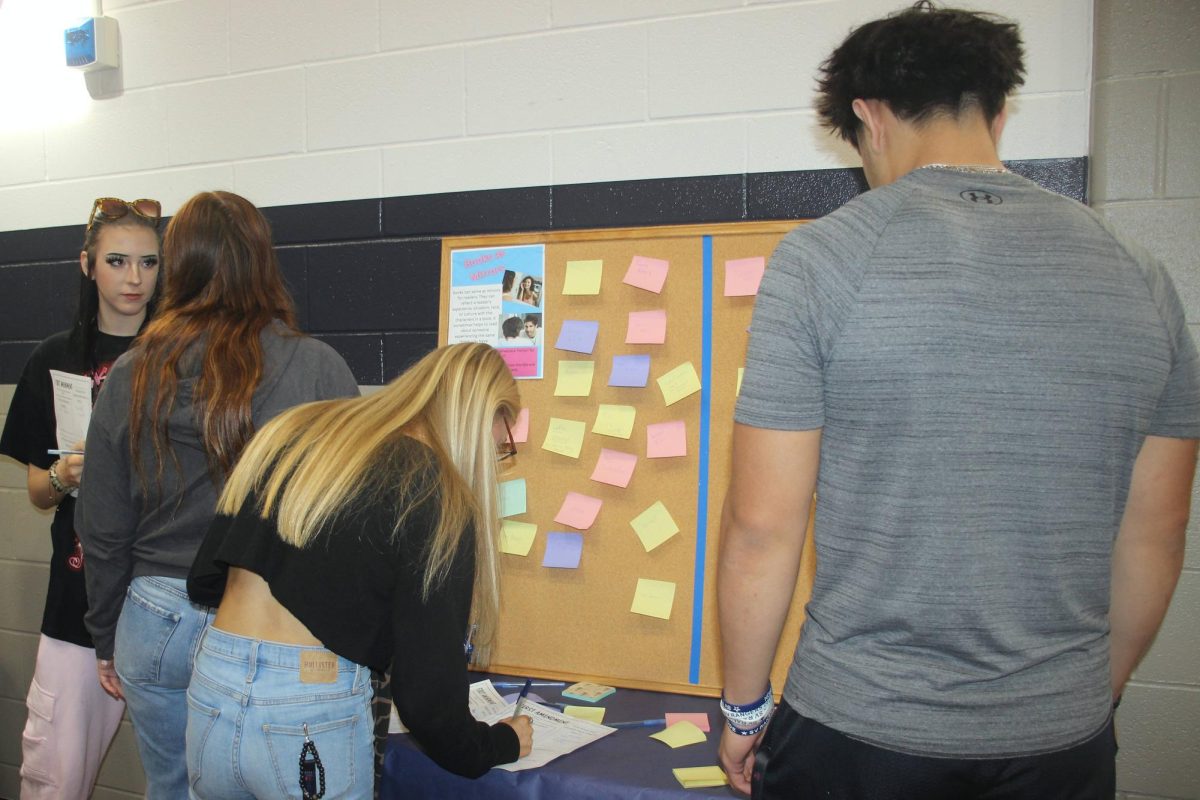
[300,650,338,683]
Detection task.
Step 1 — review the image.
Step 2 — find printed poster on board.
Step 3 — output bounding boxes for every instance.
[448,244,546,379]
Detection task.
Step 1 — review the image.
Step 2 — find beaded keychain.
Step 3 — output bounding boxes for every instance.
[299,723,326,799]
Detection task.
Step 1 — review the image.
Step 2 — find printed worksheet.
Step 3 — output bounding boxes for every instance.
[481,698,614,771]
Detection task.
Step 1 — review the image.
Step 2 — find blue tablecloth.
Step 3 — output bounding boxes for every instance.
[382,675,741,799]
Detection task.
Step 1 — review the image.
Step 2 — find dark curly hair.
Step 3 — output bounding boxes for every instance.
[815,1,1025,148]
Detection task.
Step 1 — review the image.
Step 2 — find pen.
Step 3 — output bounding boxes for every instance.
[493,681,566,689]
[513,678,532,717]
[48,449,84,456]
[608,719,666,729]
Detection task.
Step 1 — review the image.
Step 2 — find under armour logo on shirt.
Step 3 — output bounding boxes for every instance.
[960,189,1003,205]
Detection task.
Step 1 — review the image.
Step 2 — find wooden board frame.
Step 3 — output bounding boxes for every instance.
[441,221,816,696]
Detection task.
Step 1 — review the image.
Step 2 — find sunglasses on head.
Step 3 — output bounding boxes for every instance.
[497,416,517,463]
[87,197,162,232]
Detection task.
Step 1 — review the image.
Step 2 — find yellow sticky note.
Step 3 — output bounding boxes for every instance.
[499,521,536,556]
[542,417,586,458]
[650,719,706,748]
[672,766,729,789]
[564,260,603,295]
[657,361,701,406]
[563,705,606,724]
[737,367,744,396]
[631,501,679,552]
[554,360,595,397]
[631,578,675,620]
[592,404,636,439]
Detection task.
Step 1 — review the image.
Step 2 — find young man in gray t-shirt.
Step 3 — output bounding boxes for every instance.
[716,4,1200,798]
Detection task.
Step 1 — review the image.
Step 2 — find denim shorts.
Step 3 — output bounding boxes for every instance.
[186,626,374,799]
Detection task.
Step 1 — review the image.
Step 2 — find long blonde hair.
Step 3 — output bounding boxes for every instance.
[218,343,520,659]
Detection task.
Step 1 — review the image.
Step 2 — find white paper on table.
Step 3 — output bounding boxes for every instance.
[49,370,91,450]
[481,700,615,771]
[391,679,510,735]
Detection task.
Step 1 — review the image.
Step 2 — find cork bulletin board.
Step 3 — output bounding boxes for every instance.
[440,221,816,697]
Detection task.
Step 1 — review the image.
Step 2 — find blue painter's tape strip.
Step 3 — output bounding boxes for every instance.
[690,235,714,684]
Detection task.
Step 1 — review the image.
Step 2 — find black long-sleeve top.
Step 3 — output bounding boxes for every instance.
[187,438,519,777]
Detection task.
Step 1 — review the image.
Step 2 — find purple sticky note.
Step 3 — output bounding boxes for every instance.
[555,320,600,354]
[608,354,651,387]
[543,532,583,569]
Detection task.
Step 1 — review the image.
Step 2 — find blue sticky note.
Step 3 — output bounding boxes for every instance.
[543,532,583,569]
[555,320,600,355]
[500,478,526,518]
[608,354,651,388]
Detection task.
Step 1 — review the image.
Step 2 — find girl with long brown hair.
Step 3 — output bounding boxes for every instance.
[75,190,358,798]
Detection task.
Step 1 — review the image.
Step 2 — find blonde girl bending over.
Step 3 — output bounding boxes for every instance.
[187,342,533,798]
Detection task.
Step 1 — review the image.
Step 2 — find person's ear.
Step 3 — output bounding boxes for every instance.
[851,99,887,155]
[80,250,91,278]
[990,103,1008,145]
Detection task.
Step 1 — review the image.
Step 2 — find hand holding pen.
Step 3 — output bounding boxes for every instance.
[500,677,534,757]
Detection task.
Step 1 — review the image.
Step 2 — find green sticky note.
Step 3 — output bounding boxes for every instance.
[499,478,526,518]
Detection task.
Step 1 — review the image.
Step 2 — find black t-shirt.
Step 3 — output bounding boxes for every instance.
[188,438,520,778]
[0,329,136,648]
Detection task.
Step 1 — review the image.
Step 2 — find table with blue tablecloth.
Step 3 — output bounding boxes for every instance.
[382,675,741,799]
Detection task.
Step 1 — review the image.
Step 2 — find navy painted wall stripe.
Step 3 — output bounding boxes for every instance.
[0,159,1086,385]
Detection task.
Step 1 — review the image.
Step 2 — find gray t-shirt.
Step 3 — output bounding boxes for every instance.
[736,167,1200,757]
[76,322,360,659]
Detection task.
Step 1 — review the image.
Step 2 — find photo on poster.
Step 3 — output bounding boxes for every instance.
[448,244,546,379]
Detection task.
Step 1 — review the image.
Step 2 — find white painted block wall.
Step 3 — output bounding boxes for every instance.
[0,0,1091,231]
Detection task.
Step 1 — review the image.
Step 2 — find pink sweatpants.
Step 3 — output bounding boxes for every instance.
[20,635,126,800]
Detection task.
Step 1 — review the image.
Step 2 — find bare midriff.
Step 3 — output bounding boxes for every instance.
[212,566,324,646]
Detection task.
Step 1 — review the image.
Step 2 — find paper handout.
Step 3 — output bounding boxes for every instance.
[481,699,615,771]
[49,370,91,451]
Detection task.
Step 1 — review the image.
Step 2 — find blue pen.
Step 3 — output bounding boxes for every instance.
[513,678,533,717]
[493,681,566,689]
[608,719,666,729]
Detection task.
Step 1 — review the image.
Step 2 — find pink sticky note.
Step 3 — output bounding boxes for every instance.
[626,309,667,345]
[590,449,637,488]
[623,255,669,294]
[724,257,766,297]
[646,420,687,458]
[510,408,530,443]
[664,712,711,733]
[554,492,603,530]
[499,347,539,378]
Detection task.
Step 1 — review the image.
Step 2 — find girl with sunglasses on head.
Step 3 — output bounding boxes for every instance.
[185,343,532,798]
[75,190,359,798]
[0,197,161,798]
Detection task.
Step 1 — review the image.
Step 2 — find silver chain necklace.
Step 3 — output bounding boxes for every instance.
[920,163,1008,174]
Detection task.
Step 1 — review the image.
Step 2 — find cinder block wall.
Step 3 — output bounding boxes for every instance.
[1092,2,1200,799]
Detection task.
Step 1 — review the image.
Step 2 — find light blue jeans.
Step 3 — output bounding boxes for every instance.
[115,576,214,800]
[186,626,374,799]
